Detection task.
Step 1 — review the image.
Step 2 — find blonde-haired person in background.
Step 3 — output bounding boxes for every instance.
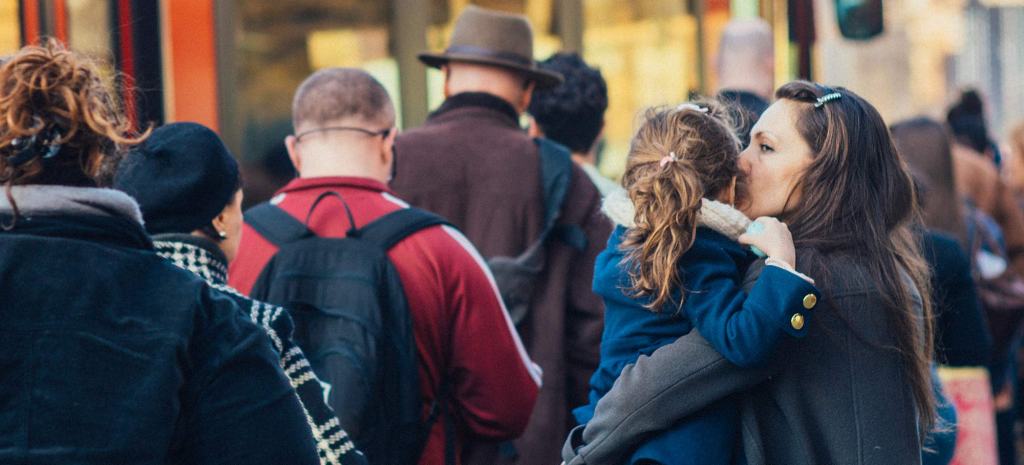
[0,40,320,465]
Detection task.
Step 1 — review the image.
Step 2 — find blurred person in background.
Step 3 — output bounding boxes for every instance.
[114,122,366,465]
[528,52,617,196]
[948,90,1002,168]
[391,6,611,464]
[892,117,998,465]
[0,40,320,465]
[1003,121,1024,204]
[715,18,775,148]
[944,96,1024,279]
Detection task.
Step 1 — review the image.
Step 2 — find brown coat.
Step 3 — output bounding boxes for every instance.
[953,143,1024,276]
[391,92,610,465]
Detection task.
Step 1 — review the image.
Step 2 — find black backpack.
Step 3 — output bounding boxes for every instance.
[487,138,588,325]
[244,192,453,465]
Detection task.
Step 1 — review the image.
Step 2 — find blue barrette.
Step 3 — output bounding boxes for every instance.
[814,92,842,108]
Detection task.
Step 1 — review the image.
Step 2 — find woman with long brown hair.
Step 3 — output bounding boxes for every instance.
[578,101,818,465]
[563,81,935,465]
[0,41,320,464]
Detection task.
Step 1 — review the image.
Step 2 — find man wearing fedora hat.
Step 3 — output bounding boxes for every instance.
[391,5,610,465]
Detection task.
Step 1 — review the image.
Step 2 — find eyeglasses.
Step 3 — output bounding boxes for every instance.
[294,126,393,142]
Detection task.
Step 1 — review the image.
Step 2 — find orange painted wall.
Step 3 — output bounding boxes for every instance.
[164,0,218,131]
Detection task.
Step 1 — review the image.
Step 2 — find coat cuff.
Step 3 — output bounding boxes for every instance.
[562,425,588,465]
[749,264,820,338]
[765,258,815,284]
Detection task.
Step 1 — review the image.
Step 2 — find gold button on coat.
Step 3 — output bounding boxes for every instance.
[803,294,817,310]
[791,313,805,330]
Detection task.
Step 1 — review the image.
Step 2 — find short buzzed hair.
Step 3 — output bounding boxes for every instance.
[292,68,395,129]
[717,19,773,69]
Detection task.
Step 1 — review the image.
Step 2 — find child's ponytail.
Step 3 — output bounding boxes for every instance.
[620,103,742,312]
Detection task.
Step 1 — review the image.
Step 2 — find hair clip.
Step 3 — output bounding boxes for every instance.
[676,103,709,114]
[6,127,63,167]
[814,92,842,108]
[41,129,62,159]
[659,151,678,168]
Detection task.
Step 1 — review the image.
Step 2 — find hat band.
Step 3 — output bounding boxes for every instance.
[444,45,533,67]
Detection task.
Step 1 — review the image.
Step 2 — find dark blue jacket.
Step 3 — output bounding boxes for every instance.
[921,230,992,366]
[576,225,819,464]
[0,212,319,465]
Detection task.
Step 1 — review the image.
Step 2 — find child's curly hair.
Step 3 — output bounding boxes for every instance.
[0,39,149,225]
[621,100,743,312]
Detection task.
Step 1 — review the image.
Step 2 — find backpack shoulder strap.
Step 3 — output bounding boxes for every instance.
[534,138,587,251]
[356,207,452,251]
[535,138,573,230]
[244,202,315,247]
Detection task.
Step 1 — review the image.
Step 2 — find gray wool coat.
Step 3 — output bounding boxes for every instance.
[563,250,924,465]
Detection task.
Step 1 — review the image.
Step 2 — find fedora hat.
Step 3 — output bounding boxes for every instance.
[418,5,563,89]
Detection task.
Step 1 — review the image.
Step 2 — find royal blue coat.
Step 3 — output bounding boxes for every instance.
[576,225,820,465]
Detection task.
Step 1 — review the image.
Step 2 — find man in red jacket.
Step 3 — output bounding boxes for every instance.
[229,68,541,465]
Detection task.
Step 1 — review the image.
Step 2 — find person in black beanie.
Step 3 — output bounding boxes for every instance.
[114,122,366,465]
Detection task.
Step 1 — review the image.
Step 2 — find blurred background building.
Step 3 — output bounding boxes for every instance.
[2,0,1022,203]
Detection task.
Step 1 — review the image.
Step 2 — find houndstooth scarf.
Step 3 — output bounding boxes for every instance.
[153,234,365,465]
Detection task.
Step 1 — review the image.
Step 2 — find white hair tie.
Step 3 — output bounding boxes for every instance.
[676,103,709,114]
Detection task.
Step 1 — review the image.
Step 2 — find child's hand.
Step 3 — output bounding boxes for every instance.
[738,217,796,268]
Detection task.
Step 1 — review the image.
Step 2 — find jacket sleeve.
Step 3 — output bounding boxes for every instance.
[442,227,541,439]
[562,330,773,465]
[566,192,612,407]
[929,236,993,366]
[681,245,820,367]
[182,286,320,465]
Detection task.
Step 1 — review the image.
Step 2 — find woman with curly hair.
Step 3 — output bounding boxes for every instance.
[0,41,320,465]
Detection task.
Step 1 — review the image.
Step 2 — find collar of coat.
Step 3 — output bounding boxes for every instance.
[0,185,144,225]
[603,187,752,241]
[152,233,229,286]
[430,91,520,126]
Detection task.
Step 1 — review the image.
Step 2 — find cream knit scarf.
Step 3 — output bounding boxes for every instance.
[602,187,751,240]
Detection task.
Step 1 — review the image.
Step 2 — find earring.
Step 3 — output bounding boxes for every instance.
[217,230,227,239]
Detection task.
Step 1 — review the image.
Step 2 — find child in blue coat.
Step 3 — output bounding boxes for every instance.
[575,103,820,464]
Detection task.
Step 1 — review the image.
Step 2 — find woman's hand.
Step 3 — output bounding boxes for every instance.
[739,217,796,268]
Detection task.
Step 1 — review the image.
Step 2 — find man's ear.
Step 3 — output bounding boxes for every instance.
[442,65,452,98]
[589,124,606,154]
[527,116,543,138]
[518,80,536,114]
[382,128,398,163]
[285,135,301,174]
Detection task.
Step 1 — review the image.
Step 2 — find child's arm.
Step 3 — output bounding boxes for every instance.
[682,220,819,367]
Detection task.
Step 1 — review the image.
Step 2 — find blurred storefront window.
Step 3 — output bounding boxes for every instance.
[0,3,19,56]
[229,1,396,203]
[66,0,113,64]
[583,0,701,180]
